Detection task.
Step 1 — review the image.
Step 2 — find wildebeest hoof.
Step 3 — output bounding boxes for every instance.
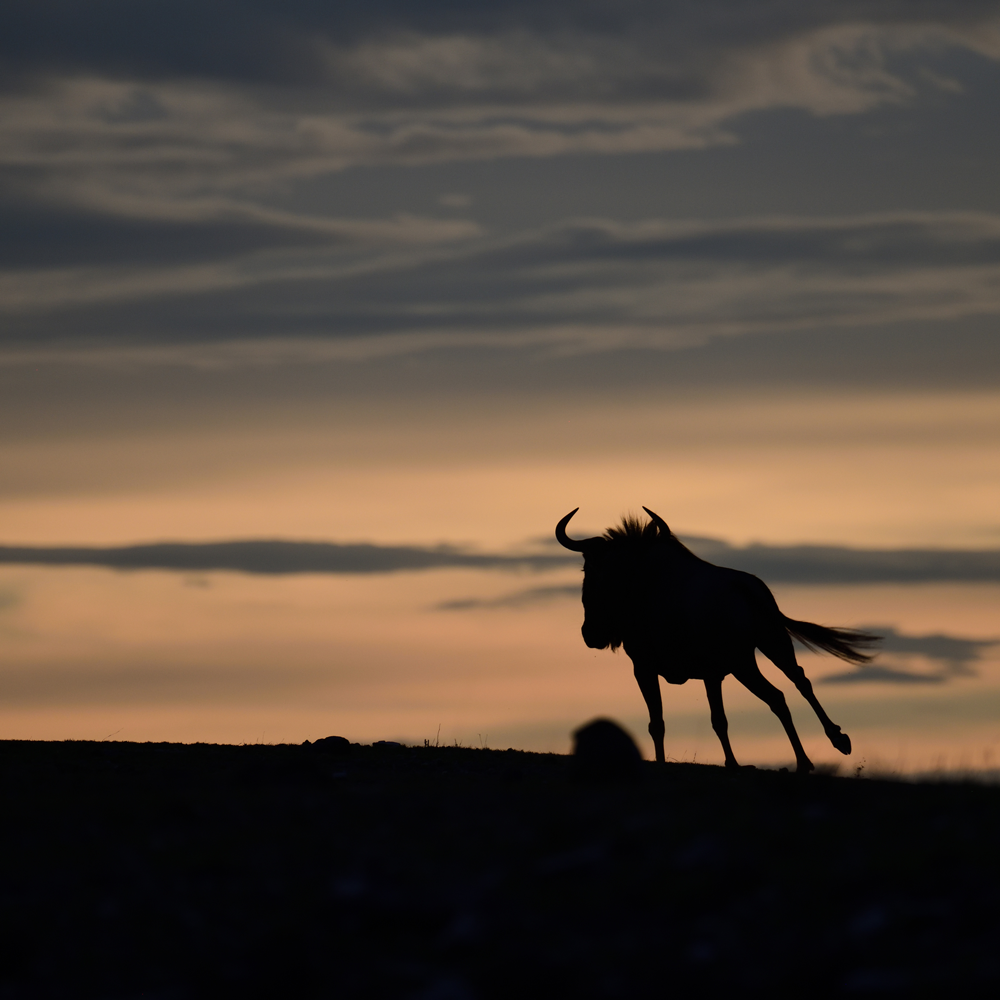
[829,729,852,755]
[796,759,815,773]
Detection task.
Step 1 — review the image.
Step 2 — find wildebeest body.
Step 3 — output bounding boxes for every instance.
[558,508,878,771]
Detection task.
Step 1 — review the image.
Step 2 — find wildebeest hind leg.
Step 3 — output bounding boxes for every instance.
[758,635,852,756]
[733,662,814,773]
[703,676,741,769]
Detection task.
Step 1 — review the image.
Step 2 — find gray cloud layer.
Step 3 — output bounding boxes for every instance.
[687,537,1000,585]
[3,537,999,583]
[5,212,1000,354]
[821,625,997,685]
[2,1,999,360]
[0,541,570,575]
[16,0,967,222]
[7,2,997,92]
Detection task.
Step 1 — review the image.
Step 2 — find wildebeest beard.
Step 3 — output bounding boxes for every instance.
[580,514,663,652]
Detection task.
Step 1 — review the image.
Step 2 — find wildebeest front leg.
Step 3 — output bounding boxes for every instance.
[733,662,814,773]
[632,664,665,763]
[703,676,740,769]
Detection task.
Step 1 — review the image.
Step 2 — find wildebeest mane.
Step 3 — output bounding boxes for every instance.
[603,513,703,562]
[603,513,658,544]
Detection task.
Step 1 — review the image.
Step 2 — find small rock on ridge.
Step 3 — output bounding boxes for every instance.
[572,718,643,781]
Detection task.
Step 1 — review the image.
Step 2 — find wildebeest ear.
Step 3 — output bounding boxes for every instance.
[555,508,603,551]
[642,507,670,536]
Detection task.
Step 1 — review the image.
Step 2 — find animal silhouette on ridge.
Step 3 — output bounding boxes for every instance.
[556,507,879,772]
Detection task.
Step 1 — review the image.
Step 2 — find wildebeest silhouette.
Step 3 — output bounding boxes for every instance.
[556,507,879,772]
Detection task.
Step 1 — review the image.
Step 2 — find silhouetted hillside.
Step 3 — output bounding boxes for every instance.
[1,739,998,998]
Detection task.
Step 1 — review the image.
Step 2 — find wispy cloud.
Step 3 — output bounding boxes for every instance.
[2,3,999,356]
[1,19,993,224]
[820,625,998,684]
[5,2,999,88]
[822,664,948,685]
[2,7,997,234]
[4,212,1000,354]
[437,584,580,610]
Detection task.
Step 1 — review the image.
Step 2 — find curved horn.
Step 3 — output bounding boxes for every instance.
[555,509,601,552]
[642,507,671,536]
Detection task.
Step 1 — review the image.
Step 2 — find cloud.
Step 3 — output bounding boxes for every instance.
[437,584,580,610]
[869,625,997,672]
[0,193,480,280]
[5,535,993,583]
[684,535,1000,584]
[1,5,997,229]
[4,212,1000,353]
[820,625,998,684]
[4,2,998,93]
[821,664,947,685]
[2,3,999,359]
[0,541,574,575]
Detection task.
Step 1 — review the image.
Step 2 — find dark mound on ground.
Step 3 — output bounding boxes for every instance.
[1,739,998,998]
[572,717,643,781]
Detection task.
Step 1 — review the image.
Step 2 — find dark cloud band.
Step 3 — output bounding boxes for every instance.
[5,213,1000,349]
[2,537,999,583]
[0,541,570,575]
[4,2,994,90]
[687,537,1000,585]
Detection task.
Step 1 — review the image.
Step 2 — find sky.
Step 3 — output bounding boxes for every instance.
[1,1,999,770]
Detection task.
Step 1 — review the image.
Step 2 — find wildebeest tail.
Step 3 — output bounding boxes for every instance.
[782,618,880,664]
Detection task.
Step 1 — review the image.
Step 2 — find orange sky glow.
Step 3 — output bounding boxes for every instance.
[2,3,999,772]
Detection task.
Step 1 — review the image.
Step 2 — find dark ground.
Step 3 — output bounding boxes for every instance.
[1,739,998,999]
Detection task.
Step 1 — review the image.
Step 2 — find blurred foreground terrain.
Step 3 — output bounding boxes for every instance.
[1,740,998,998]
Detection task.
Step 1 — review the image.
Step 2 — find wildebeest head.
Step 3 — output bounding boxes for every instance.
[555,507,670,651]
